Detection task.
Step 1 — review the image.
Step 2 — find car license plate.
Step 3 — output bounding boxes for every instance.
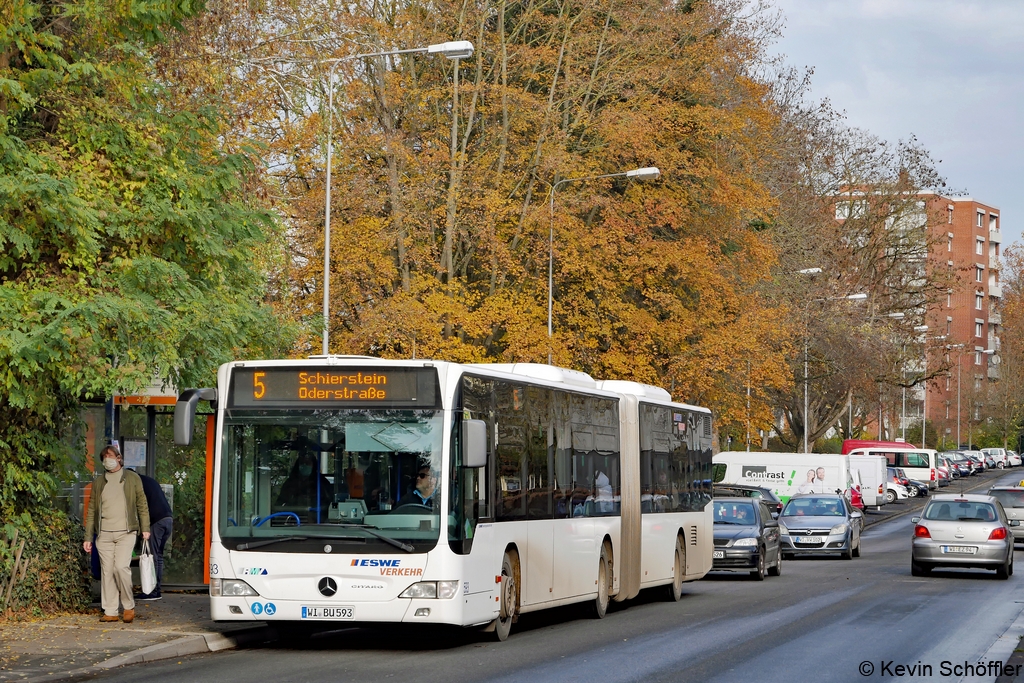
[940,546,978,555]
[712,550,724,559]
[795,536,819,544]
[301,606,355,620]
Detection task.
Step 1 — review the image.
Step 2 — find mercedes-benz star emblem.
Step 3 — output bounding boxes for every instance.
[318,577,338,597]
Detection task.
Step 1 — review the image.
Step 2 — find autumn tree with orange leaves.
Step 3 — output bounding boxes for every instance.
[157,0,794,435]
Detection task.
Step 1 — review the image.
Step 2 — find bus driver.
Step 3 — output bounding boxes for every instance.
[398,463,438,508]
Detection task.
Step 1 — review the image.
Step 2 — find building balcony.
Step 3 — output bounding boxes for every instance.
[989,365,1001,380]
[989,310,1002,325]
[990,228,1003,244]
[990,282,1003,298]
[990,255,1002,271]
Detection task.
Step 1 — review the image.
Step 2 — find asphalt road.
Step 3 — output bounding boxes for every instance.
[91,469,1024,683]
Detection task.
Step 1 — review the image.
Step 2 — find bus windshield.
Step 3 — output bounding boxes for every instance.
[220,408,444,552]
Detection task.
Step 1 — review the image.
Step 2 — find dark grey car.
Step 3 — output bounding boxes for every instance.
[711,498,782,580]
[779,494,864,560]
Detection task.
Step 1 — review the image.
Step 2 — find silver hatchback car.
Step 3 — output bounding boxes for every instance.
[911,494,1018,578]
[988,487,1024,544]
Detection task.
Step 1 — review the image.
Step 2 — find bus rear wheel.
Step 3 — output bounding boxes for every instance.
[493,552,518,641]
[665,535,684,602]
[593,545,612,618]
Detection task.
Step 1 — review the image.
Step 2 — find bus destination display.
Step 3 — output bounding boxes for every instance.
[229,367,437,408]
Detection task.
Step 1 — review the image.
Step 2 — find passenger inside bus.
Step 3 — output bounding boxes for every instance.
[275,451,333,520]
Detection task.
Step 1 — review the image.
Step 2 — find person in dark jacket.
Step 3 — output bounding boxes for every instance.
[135,472,173,600]
[275,452,333,519]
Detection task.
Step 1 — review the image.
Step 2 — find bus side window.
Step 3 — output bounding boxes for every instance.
[495,381,527,521]
[526,386,554,520]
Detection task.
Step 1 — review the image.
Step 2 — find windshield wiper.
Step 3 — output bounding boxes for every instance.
[234,529,415,553]
[325,526,416,553]
[714,520,747,525]
[237,535,309,551]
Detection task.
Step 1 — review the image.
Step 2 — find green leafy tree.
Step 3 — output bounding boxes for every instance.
[0,0,293,524]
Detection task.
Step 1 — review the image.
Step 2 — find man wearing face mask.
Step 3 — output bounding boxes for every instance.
[83,445,151,623]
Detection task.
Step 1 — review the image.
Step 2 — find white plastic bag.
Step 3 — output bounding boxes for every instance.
[140,538,157,595]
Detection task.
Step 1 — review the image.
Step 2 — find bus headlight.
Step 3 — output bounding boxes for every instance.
[400,581,459,599]
[210,579,259,597]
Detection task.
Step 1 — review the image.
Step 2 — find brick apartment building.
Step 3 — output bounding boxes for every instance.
[918,196,1002,446]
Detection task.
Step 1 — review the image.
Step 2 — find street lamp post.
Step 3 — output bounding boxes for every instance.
[796,268,822,453]
[944,343,966,447]
[851,312,904,439]
[320,41,474,355]
[921,334,947,449]
[798,273,866,453]
[901,325,929,442]
[965,347,997,449]
[547,167,661,363]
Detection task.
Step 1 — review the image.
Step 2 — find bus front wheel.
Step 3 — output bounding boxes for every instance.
[493,552,518,641]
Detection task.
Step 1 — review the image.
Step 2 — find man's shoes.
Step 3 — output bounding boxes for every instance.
[122,609,135,623]
[99,614,119,623]
[135,593,162,601]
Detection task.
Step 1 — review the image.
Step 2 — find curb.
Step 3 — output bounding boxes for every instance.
[12,626,276,683]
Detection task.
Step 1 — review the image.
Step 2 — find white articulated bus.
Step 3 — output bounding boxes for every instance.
[174,357,713,640]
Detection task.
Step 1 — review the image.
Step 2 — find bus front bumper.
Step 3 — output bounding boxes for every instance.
[211,594,492,625]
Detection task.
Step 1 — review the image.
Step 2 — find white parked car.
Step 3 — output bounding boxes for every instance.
[886,481,909,504]
[982,448,1009,469]
[1008,451,1022,467]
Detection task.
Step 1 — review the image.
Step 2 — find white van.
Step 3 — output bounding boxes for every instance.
[847,447,940,489]
[712,453,858,504]
[849,455,887,509]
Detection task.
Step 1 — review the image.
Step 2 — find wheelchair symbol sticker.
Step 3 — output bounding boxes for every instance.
[264,603,276,615]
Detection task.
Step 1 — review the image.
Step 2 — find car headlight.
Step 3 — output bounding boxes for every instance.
[830,523,848,535]
[399,581,459,599]
[732,537,758,547]
[210,579,259,597]
[778,523,788,535]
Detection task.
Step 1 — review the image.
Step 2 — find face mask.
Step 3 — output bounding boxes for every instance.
[103,458,119,472]
[299,465,313,477]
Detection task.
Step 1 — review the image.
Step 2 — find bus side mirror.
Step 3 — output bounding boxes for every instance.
[462,419,488,468]
[174,388,217,446]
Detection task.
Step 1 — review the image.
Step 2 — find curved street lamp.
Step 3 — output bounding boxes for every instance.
[321,41,474,355]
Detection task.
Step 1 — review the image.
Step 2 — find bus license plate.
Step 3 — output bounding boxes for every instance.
[941,546,978,555]
[712,551,724,559]
[301,606,355,620]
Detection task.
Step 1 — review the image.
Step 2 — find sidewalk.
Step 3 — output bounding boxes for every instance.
[0,593,272,683]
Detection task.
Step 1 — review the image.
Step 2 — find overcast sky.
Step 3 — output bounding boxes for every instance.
[770,0,1024,246]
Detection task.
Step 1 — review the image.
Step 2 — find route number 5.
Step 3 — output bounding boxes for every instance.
[254,372,266,399]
